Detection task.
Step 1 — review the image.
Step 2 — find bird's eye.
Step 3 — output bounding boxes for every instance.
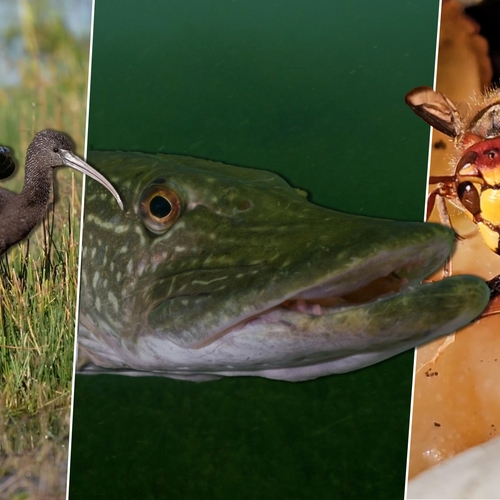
[53,147,59,153]
[139,184,183,234]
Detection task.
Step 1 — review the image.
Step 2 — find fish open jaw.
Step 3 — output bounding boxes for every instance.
[282,272,407,315]
[228,251,440,332]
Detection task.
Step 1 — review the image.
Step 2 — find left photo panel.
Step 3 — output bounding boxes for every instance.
[0,1,92,498]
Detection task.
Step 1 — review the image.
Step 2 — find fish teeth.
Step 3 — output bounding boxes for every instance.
[310,304,323,315]
[283,300,323,316]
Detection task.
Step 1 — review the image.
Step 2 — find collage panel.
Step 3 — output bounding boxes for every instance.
[69,1,442,499]
[0,0,92,498]
[407,1,500,498]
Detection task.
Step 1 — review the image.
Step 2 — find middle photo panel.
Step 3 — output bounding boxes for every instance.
[68,1,451,499]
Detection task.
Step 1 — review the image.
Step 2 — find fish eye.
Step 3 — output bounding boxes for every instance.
[139,184,182,234]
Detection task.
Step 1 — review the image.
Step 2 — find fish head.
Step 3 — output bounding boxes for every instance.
[78,151,489,381]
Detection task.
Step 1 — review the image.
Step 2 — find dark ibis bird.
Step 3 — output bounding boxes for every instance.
[0,129,123,256]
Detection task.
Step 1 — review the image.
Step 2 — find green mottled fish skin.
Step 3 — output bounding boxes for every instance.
[78,151,489,381]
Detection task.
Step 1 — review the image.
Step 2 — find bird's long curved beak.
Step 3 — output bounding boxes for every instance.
[60,150,124,210]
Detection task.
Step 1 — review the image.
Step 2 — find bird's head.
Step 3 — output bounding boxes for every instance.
[27,129,124,210]
[28,129,75,169]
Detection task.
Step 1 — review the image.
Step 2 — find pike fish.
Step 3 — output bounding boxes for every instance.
[78,151,489,381]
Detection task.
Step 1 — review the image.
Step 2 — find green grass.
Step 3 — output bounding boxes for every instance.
[0,204,77,416]
[0,201,78,498]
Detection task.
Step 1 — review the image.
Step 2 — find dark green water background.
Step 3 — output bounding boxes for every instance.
[69,1,439,498]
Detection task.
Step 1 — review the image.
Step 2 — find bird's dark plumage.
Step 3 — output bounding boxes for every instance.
[0,129,123,256]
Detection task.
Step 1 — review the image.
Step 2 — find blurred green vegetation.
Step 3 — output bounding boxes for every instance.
[0,0,89,194]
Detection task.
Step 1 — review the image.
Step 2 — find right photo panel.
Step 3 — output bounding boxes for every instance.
[407,1,500,498]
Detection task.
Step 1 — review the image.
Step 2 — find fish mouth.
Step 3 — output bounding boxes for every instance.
[148,223,490,362]
[282,272,413,315]
[281,248,435,314]
[219,247,489,347]
[212,252,438,338]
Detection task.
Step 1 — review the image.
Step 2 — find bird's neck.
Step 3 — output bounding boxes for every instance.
[21,156,54,209]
